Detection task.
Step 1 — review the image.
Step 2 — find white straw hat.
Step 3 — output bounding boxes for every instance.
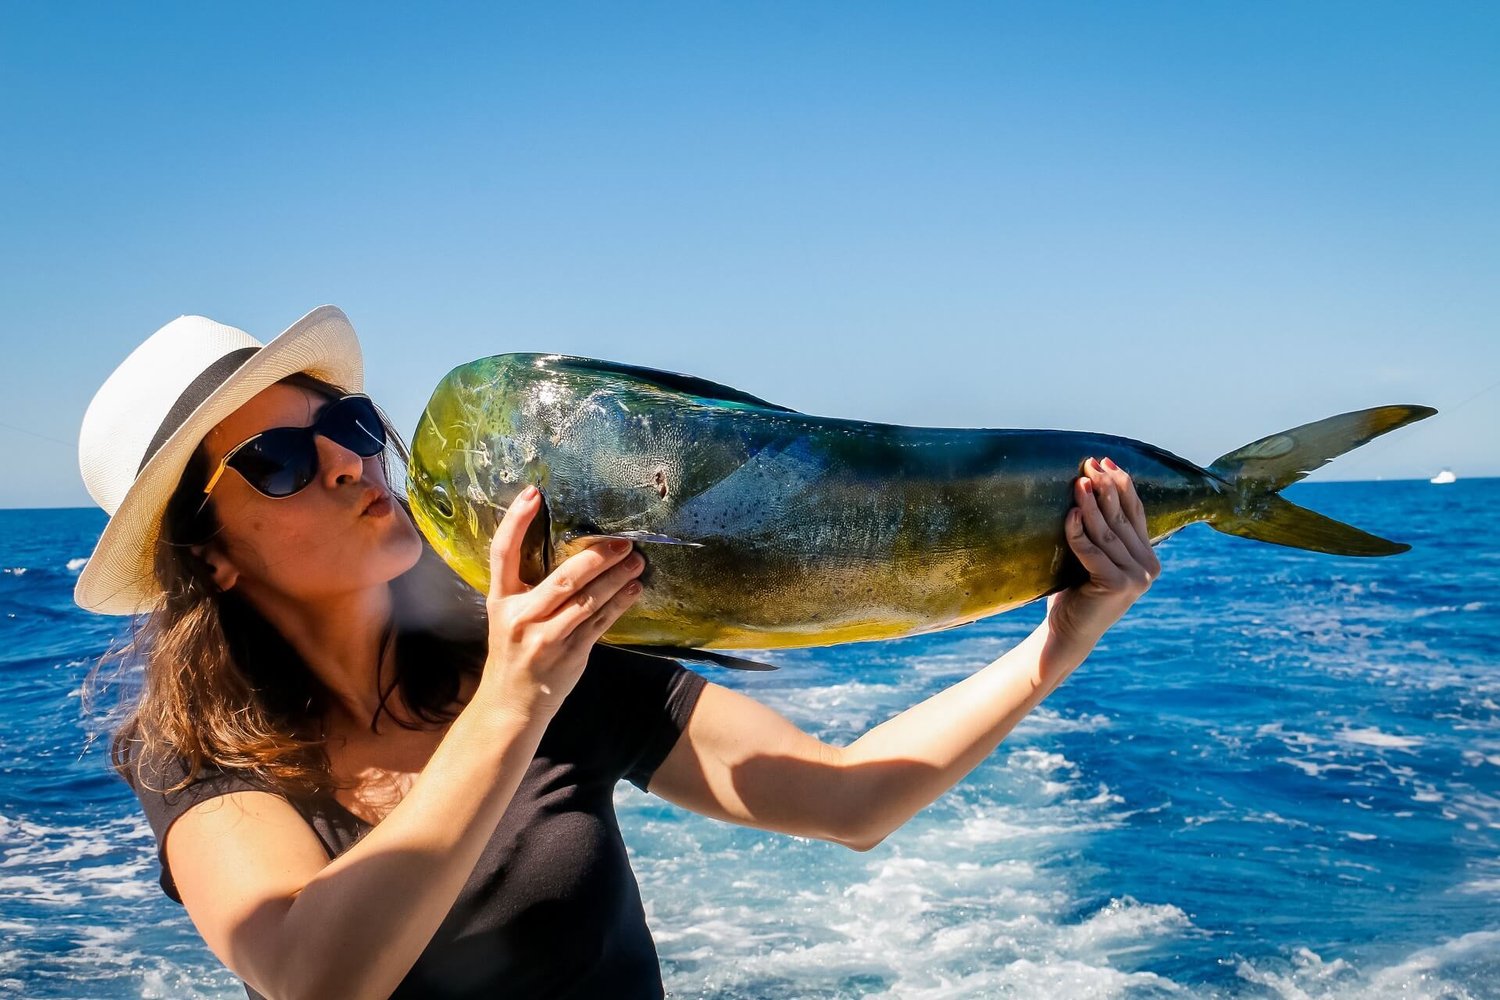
[75,305,365,615]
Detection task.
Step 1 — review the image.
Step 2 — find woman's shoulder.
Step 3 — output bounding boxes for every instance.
[122,744,328,905]
[546,645,708,789]
[573,644,708,707]
[123,743,288,836]
[126,745,276,811]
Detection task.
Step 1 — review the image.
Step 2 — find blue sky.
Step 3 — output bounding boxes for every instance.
[2,2,1496,508]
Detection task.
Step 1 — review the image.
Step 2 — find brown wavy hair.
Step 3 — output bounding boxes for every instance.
[92,372,488,799]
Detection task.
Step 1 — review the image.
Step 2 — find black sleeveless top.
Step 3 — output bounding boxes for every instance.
[129,646,707,999]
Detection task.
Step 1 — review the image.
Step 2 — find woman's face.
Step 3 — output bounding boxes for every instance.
[195,382,423,606]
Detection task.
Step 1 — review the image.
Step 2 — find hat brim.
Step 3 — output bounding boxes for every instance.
[75,305,365,615]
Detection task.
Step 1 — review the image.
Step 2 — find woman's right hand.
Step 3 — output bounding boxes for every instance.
[476,485,645,722]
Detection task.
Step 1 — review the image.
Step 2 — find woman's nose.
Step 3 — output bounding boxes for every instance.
[316,433,369,487]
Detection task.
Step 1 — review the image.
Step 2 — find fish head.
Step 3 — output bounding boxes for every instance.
[406,359,553,594]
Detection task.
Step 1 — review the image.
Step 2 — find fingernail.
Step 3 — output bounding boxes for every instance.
[520,484,539,501]
[1102,457,1117,471]
[1081,479,1093,493]
[625,581,642,595]
[611,538,631,553]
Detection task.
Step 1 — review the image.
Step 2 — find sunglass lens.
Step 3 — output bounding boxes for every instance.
[230,430,319,498]
[323,396,387,457]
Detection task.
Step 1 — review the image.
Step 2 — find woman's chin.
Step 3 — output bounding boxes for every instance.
[384,518,426,576]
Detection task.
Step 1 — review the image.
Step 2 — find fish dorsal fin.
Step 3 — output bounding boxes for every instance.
[536,354,801,414]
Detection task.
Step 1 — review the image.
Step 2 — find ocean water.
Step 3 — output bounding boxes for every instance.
[2,480,1497,999]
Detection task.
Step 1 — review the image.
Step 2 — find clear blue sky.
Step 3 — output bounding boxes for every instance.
[2,2,1496,508]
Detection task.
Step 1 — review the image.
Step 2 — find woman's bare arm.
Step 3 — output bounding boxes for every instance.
[168,702,549,1000]
[166,486,645,1000]
[650,456,1160,850]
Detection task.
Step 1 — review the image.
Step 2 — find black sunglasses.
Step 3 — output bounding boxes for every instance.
[196,394,393,515]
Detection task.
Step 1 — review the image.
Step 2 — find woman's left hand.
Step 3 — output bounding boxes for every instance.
[1045,456,1162,650]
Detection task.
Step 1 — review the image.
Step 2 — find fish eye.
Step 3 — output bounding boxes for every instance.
[430,483,454,520]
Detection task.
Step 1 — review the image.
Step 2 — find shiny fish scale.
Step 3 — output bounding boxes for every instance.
[408,354,1220,650]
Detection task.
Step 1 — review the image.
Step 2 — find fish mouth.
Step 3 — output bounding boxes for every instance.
[517,489,552,586]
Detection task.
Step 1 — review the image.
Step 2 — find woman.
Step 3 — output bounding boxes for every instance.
[77,306,1160,1000]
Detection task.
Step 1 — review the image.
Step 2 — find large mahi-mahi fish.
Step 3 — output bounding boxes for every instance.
[405,354,1434,666]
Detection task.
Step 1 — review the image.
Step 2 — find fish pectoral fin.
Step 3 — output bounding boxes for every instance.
[562,530,705,548]
[609,643,779,671]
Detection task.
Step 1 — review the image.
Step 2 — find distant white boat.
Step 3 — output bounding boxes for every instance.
[1430,468,1457,484]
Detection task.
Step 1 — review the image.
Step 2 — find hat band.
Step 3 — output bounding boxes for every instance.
[137,346,261,475]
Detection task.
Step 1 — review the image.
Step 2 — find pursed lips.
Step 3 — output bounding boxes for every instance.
[360,489,391,516]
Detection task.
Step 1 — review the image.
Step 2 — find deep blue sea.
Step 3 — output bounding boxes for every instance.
[2,480,1497,999]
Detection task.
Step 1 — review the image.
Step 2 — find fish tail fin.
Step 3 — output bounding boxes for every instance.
[1204,404,1436,557]
[1210,494,1411,556]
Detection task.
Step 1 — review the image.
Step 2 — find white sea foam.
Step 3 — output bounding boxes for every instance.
[1257,722,1319,748]
[775,679,905,732]
[1016,707,1113,735]
[623,616,1498,996]
[0,807,241,998]
[0,872,85,905]
[1,833,114,866]
[1006,747,1076,775]
[1411,600,1487,618]
[1276,756,1358,779]
[1336,727,1424,750]
[1244,810,1315,830]
[66,556,89,572]
[2,566,26,575]
[1460,750,1500,768]
[621,691,1181,1000]
[1056,896,1193,954]
[866,957,1180,999]
[647,845,1192,999]
[1444,789,1500,830]
[1237,929,1500,1000]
